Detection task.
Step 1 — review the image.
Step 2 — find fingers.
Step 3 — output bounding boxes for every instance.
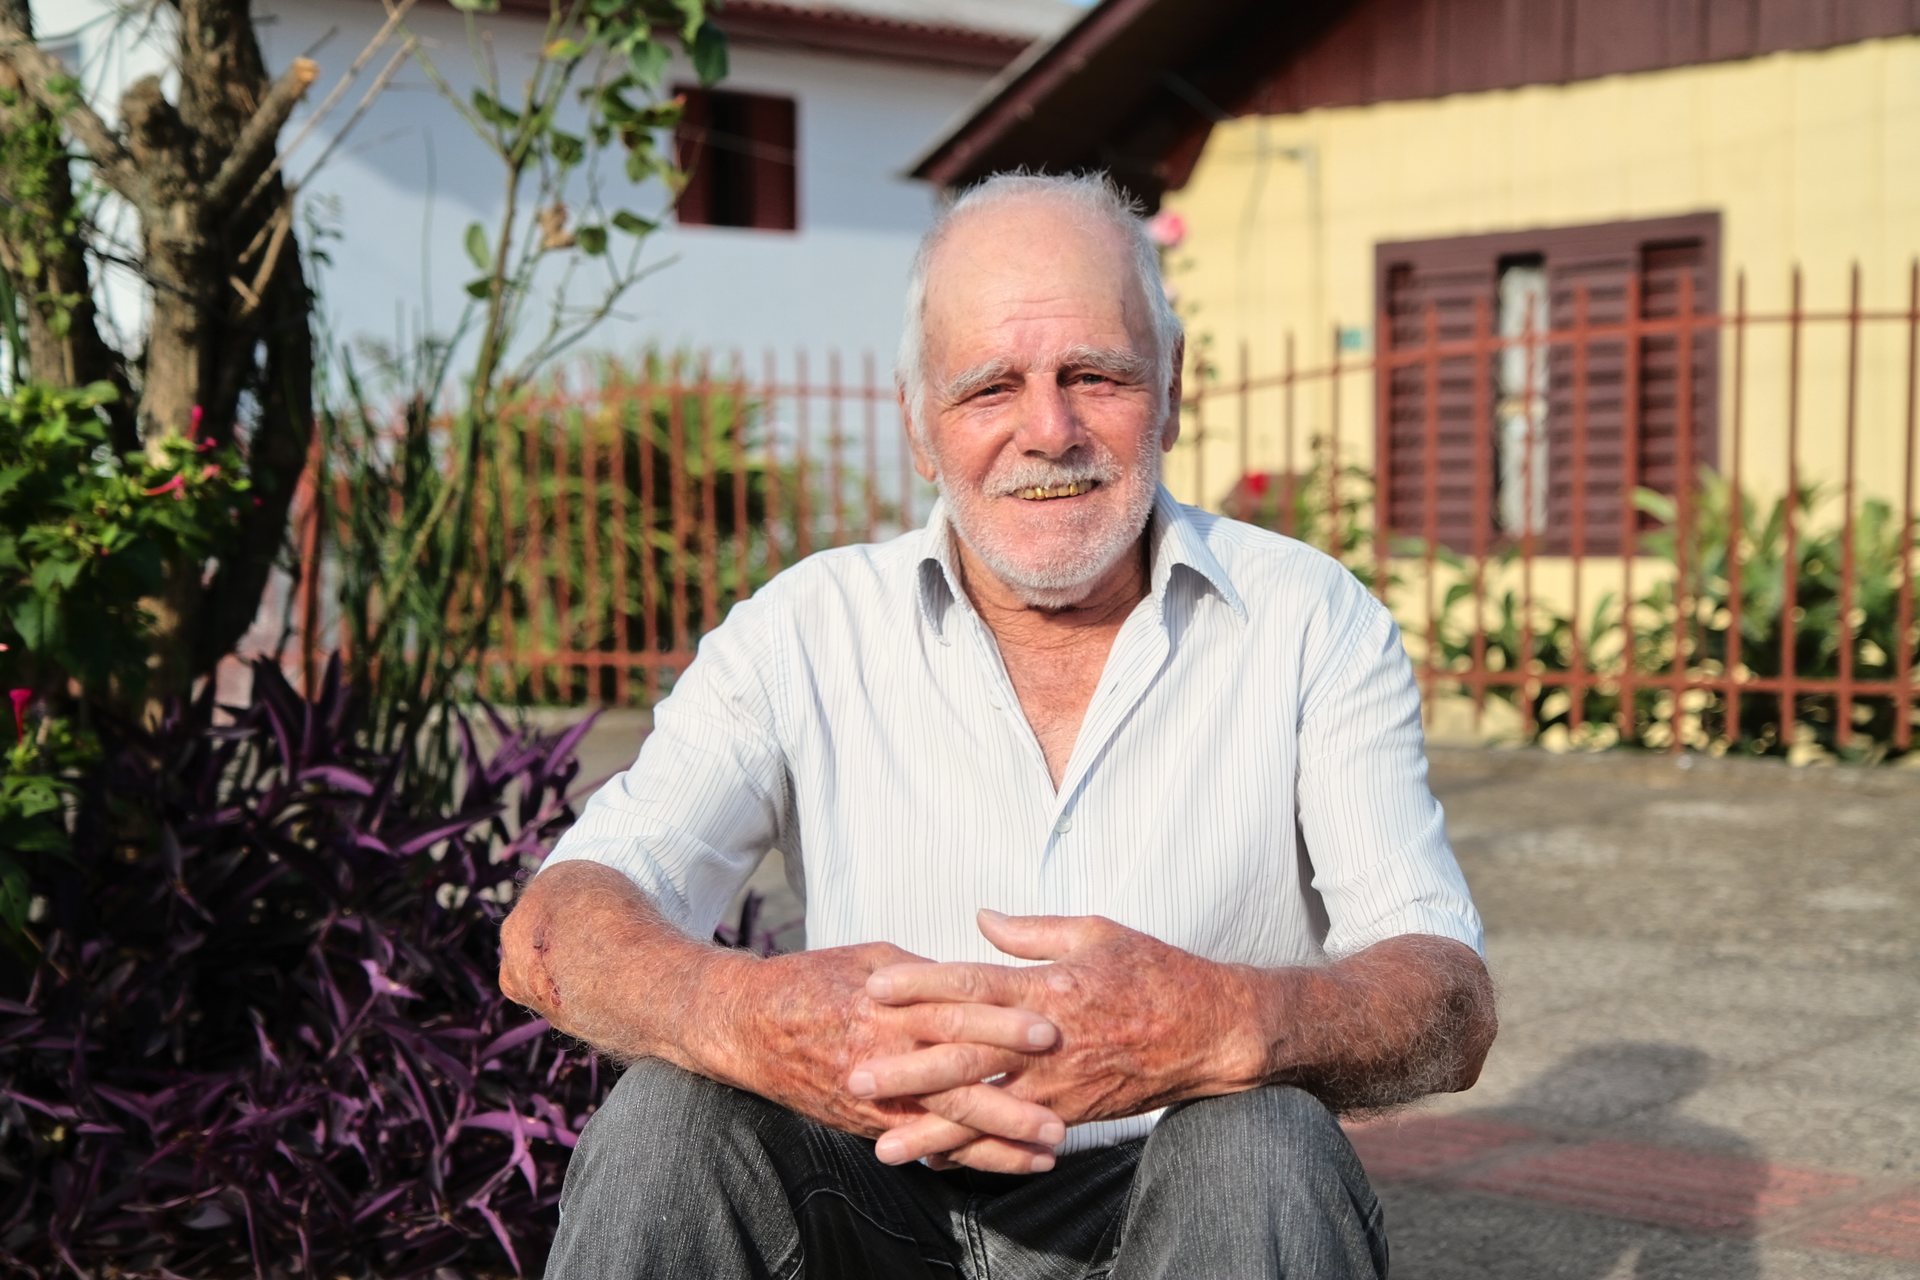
[887,1001,1056,1052]
[884,1125,1056,1175]
[878,1120,1056,1174]
[850,1042,1034,1100]
[937,1134,1060,1175]
[871,1089,1061,1157]
[866,960,1030,1006]
[873,1089,1064,1173]
[975,908,1111,962]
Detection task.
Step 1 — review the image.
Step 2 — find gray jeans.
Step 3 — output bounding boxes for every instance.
[548,1060,1388,1279]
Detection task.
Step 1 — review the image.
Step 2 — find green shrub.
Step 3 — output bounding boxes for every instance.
[1424,469,1917,761]
[0,382,248,944]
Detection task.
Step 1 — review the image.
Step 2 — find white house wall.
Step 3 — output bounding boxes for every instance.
[26,0,992,382]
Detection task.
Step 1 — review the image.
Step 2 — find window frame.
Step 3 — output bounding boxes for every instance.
[672,85,799,233]
[1373,212,1722,556]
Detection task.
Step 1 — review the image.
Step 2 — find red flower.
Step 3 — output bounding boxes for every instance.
[9,689,29,745]
[143,474,187,498]
[188,404,204,442]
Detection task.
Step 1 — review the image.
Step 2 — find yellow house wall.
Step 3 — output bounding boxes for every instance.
[1164,35,1920,538]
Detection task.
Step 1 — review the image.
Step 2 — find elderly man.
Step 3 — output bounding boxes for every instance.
[500,172,1496,1278]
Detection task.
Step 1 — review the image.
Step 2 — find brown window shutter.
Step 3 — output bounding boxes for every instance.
[1381,252,1496,554]
[675,90,715,227]
[1634,237,1717,521]
[744,94,797,231]
[1545,245,1636,555]
[1379,214,1719,558]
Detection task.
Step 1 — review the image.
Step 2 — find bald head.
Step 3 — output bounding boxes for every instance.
[895,173,1182,430]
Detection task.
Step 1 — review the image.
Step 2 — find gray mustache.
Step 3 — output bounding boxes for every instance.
[984,457,1118,496]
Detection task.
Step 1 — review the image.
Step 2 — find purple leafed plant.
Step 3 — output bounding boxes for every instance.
[0,657,604,1278]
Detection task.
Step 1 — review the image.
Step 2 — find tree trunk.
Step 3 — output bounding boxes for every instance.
[0,0,137,452]
[0,0,319,711]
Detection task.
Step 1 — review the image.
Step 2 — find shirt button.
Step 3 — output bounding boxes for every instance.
[1054,815,1072,835]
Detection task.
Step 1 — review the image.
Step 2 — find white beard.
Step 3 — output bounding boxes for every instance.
[936,427,1163,610]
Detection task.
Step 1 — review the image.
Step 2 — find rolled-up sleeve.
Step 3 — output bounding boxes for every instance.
[538,593,789,941]
[1295,583,1483,959]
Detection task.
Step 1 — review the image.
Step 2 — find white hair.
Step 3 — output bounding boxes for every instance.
[894,171,1183,432]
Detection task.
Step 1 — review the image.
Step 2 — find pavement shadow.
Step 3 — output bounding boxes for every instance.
[1368,1043,1765,1280]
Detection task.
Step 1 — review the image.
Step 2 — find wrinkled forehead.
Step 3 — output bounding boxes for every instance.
[919,200,1153,366]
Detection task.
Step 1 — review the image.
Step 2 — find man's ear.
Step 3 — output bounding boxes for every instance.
[899,384,937,482]
[1160,336,1186,452]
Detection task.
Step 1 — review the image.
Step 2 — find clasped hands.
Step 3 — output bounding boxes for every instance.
[747,908,1259,1176]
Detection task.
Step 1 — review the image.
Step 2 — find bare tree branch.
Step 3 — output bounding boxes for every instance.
[231,199,291,320]
[286,41,415,195]
[238,0,418,218]
[0,16,142,203]
[205,56,318,213]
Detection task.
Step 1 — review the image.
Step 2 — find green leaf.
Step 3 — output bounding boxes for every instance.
[1632,487,1676,524]
[31,556,84,592]
[611,209,657,237]
[465,276,495,300]
[576,225,608,256]
[548,130,585,167]
[670,0,705,42]
[464,222,491,272]
[9,595,58,651]
[449,0,499,11]
[471,90,520,129]
[0,858,29,936]
[690,21,728,86]
[628,39,670,89]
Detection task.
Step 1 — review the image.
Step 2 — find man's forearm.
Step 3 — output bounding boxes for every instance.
[1235,934,1497,1114]
[498,860,756,1074]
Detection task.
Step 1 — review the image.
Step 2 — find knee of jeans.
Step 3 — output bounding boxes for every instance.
[573,1058,751,1176]
[1153,1086,1362,1191]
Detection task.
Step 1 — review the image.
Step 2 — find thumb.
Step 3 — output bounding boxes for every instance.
[976,908,1102,961]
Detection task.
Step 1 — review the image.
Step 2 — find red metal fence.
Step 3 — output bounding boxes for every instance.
[269,263,1919,759]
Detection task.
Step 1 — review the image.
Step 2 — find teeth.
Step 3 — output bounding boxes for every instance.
[1017,482,1088,500]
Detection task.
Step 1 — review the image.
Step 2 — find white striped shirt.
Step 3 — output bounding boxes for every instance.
[543,487,1484,1151]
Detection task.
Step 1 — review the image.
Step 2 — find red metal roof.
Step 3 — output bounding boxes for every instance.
[482,0,1064,70]
[715,1,1040,70]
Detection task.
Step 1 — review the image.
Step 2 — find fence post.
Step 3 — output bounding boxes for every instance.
[1899,262,1919,752]
[1570,284,1592,737]
[1470,296,1492,726]
[1726,273,1747,747]
[1781,267,1803,746]
[1836,264,1862,752]
[1616,276,1643,743]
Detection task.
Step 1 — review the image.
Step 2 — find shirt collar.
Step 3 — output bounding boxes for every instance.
[913,486,1247,641]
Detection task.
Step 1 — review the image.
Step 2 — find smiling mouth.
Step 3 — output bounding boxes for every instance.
[1016,481,1098,501]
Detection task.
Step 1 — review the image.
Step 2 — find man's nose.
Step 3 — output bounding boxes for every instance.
[1013,381,1088,458]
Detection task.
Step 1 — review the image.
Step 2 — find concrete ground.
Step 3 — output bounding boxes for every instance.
[565,716,1920,1277]
[1361,747,1920,1279]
